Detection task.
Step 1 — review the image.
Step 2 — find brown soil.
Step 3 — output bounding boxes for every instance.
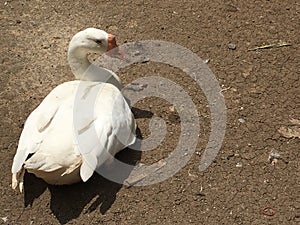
[0,0,299,224]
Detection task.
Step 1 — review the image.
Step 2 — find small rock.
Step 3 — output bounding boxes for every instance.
[169,105,175,112]
[238,118,245,123]
[268,151,281,165]
[1,217,8,223]
[203,59,210,64]
[133,50,141,56]
[124,83,147,92]
[183,68,190,73]
[141,57,150,63]
[228,43,237,50]
[236,162,243,167]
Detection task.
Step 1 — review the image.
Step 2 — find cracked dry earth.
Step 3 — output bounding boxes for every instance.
[0,0,299,224]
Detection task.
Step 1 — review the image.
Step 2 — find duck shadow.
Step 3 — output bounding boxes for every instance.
[23,126,144,224]
[131,106,153,119]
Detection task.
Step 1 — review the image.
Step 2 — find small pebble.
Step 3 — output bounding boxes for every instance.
[236,162,243,167]
[268,151,281,165]
[1,217,8,223]
[238,118,245,123]
[133,50,140,56]
[228,43,237,50]
[169,105,175,112]
[141,57,150,63]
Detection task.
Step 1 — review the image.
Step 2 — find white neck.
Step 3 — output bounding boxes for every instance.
[67,48,90,79]
[67,48,122,89]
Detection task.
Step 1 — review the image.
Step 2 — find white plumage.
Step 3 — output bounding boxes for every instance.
[11,28,136,192]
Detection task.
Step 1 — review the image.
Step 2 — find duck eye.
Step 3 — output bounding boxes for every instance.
[95,39,102,45]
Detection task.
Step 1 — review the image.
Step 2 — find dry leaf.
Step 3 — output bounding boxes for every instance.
[124,173,148,187]
[278,126,300,138]
[290,118,300,125]
[124,160,167,187]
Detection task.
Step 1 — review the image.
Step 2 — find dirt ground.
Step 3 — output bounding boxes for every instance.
[0,0,299,224]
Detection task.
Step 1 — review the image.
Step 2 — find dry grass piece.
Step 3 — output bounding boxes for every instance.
[248,41,291,51]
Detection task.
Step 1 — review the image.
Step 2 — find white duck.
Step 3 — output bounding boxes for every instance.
[11,28,136,192]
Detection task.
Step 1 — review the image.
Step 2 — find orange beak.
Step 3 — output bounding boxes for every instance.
[106,33,127,60]
[107,34,118,51]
